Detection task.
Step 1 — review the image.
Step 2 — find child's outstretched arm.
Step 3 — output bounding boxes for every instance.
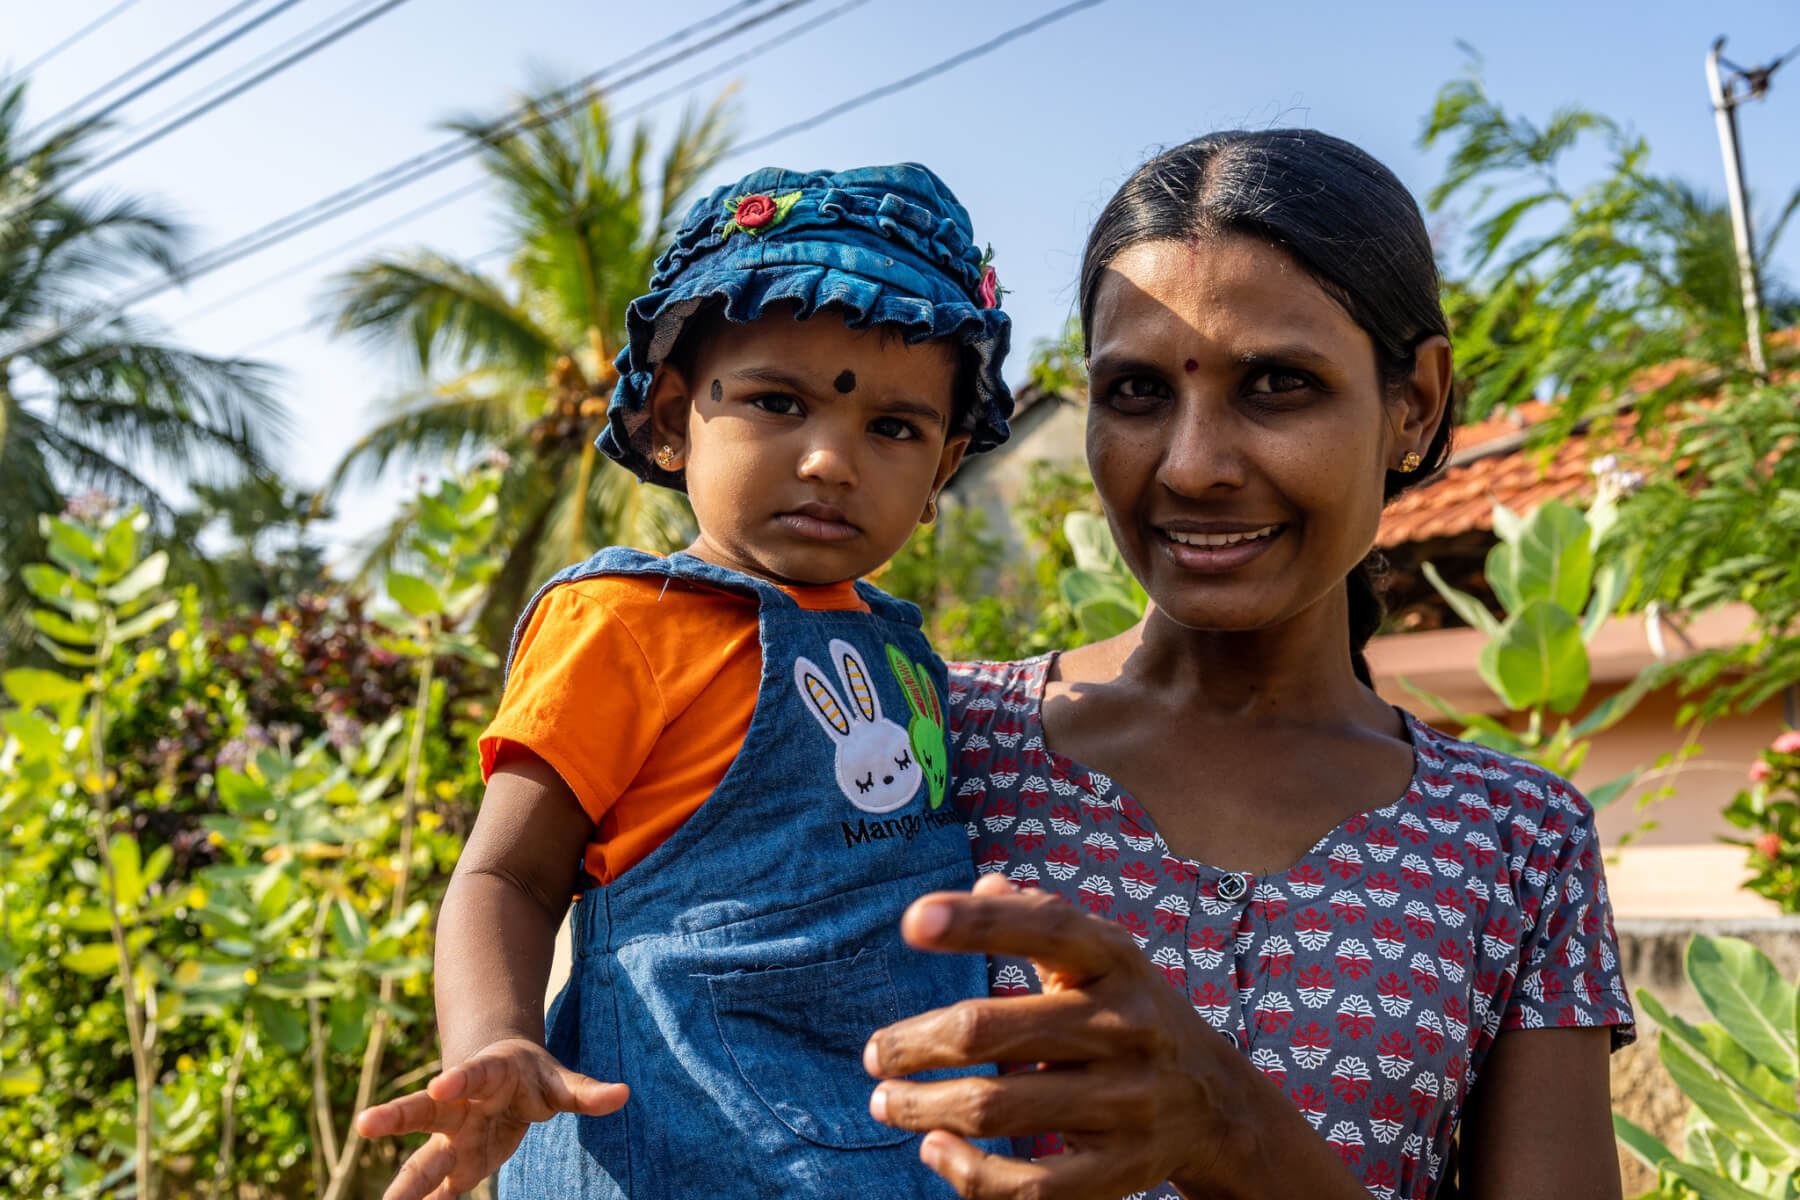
[355,752,628,1199]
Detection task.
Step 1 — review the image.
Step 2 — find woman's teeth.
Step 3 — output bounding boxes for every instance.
[1165,525,1279,548]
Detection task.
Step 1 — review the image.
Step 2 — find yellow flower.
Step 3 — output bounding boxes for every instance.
[176,1054,196,1073]
[207,830,226,847]
[278,621,298,640]
[242,968,258,987]
[134,650,157,674]
[168,629,189,651]
[432,781,456,802]
[204,684,222,699]
[418,811,442,831]
[187,887,207,908]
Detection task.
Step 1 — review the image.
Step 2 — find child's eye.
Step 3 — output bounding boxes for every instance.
[869,416,922,441]
[751,393,802,416]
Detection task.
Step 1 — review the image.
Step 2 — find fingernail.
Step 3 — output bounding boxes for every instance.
[863,1038,882,1075]
[913,900,951,939]
[869,1086,889,1123]
[920,1133,943,1169]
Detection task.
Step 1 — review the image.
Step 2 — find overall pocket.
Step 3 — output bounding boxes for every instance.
[707,948,912,1149]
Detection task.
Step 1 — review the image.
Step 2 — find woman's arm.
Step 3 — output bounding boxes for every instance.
[864,875,1370,1200]
[1456,1027,1621,1200]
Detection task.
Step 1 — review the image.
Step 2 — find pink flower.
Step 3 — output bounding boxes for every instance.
[1773,731,1800,755]
[978,265,1000,309]
[1751,760,1775,784]
[1756,832,1784,860]
[734,194,777,228]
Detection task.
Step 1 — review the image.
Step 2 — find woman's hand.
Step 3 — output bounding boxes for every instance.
[864,874,1364,1200]
[354,1037,628,1200]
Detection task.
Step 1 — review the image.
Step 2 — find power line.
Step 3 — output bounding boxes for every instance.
[729,0,1104,159]
[13,0,410,217]
[27,0,293,141]
[228,0,1107,357]
[1,0,805,360]
[160,0,875,338]
[17,0,146,77]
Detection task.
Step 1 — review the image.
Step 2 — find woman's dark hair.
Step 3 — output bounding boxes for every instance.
[1077,129,1458,687]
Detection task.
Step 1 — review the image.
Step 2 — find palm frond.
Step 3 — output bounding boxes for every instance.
[324,249,554,375]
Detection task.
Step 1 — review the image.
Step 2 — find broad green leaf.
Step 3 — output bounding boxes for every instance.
[1064,513,1124,574]
[109,835,144,909]
[1511,499,1595,613]
[0,1063,43,1098]
[1571,668,1659,738]
[1659,1033,1800,1169]
[112,598,180,642]
[1075,598,1142,642]
[1582,558,1629,642]
[1477,599,1589,713]
[251,995,308,1053]
[1660,1161,1783,1200]
[101,552,168,606]
[1490,501,1526,545]
[36,636,98,666]
[214,768,269,812]
[331,898,369,953]
[31,608,98,646]
[1421,562,1501,637]
[2,668,86,709]
[99,510,148,577]
[40,515,100,567]
[63,943,119,975]
[328,994,370,1055]
[1689,936,1800,1081]
[1583,771,1638,812]
[21,565,100,617]
[1613,1111,1675,1172]
[387,572,444,617]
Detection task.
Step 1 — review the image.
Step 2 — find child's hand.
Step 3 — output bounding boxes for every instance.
[355,1037,628,1200]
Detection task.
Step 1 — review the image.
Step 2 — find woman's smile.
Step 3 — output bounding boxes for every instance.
[1156,520,1287,572]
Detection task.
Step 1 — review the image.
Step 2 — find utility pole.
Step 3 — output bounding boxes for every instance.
[1705,37,1790,380]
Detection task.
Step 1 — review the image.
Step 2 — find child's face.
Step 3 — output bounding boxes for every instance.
[649,311,970,587]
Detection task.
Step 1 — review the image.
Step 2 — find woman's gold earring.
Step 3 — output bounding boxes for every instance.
[654,444,680,470]
[1399,451,1423,473]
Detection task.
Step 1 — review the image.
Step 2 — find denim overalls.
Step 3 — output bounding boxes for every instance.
[498,549,994,1199]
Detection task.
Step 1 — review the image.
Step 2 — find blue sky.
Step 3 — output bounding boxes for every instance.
[9,0,1797,557]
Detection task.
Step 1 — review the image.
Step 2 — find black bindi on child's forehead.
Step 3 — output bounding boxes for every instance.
[833,369,856,394]
[710,378,722,404]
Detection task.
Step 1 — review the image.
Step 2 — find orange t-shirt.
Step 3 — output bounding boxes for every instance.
[479,568,871,885]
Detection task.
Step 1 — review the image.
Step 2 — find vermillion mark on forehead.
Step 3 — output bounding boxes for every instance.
[1184,359,1199,372]
[833,369,856,394]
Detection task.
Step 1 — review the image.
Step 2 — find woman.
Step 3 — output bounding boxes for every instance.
[862,130,1633,1199]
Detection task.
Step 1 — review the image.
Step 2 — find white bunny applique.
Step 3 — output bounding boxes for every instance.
[793,638,920,814]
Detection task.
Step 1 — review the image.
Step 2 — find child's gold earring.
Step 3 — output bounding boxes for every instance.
[654,444,680,470]
[1398,451,1423,473]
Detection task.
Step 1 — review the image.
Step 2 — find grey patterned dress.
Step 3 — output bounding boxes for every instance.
[948,655,1634,1200]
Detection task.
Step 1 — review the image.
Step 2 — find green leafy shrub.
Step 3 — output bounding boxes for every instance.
[1616,935,1800,1198]
[1722,731,1800,914]
[0,471,501,1199]
[1407,497,1653,809]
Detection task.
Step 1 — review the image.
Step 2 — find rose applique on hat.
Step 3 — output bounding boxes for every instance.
[719,190,802,239]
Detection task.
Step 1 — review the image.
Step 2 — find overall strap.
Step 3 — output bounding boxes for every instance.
[500,547,797,685]
[851,578,924,629]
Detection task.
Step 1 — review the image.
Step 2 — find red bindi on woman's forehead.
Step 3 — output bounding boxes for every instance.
[1184,358,1198,373]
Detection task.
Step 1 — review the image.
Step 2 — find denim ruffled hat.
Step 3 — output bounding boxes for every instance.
[600,162,1014,488]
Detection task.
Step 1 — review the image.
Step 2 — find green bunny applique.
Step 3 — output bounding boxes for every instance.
[884,645,948,811]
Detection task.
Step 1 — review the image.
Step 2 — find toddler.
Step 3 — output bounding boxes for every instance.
[356,163,1014,1200]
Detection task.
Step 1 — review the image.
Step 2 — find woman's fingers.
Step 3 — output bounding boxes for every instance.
[867,987,1165,1078]
[546,1066,630,1117]
[873,1065,1150,1139]
[378,1133,457,1200]
[900,881,1137,988]
[918,1130,1126,1200]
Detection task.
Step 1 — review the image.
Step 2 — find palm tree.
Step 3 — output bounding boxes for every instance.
[322,87,734,644]
[0,78,282,647]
